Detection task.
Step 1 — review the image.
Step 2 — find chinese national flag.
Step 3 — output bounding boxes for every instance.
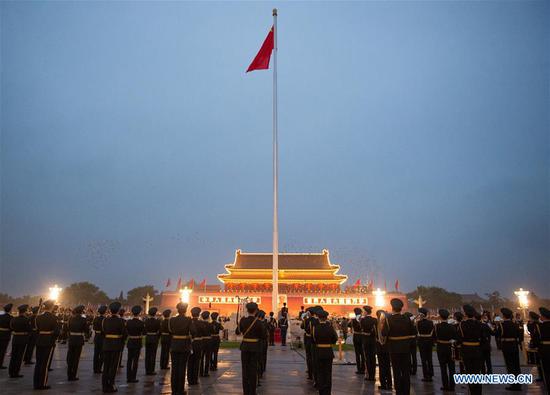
[176,276,182,290]
[246,27,274,73]
[353,278,361,288]
[165,278,171,288]
[395,279,400,291]
[199,278,206,289]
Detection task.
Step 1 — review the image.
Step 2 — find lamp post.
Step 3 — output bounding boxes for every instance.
[514,288,529,320]
[373,288,386,308]
[180,287,192,304]
[48,284,62,304]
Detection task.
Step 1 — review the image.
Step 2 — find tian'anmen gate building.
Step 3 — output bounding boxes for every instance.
[160,249,408,316]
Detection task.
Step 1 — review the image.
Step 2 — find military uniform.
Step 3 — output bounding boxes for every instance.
[159,309,172,370]
[434,309,457,391]
[312,310,338,395]
[300,309,314,380]
[267,312,277,346]
[457,305,483,395]
[236,302,267,395]
[92,306,107,373]
[349,308,365,374]
[144,307,160,375]
[187,307,203,385]
[360,306,377,381]
[33,302,61,390]
[8,305,30,378]
[416,308,434,381]
[495,308,522,391]
[278,313,289,346]
[531,307,550,391]
[480,315,494,374]
[23,306,39,364]
[66,306,88,381]
[210,312,224,370]
[375,311,392,390]
[199,311,212,377]
[0,304,13,369]
[169,303,192,395]
[101,302,126,393]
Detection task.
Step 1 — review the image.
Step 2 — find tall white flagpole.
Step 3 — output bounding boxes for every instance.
[272,8,279,316]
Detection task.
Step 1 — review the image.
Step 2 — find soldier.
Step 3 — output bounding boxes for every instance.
[66,305,88,381]
[453,311,465,373]
[309,306,322,388]
[381,298,415,395]
[126,305,145,383]
[361,305,377,381]
[24,306,39,365]
[527,311,543,382]
[144,307,160,375]
[404,311,417,375]
[416,307,434,382]
[93,305,107,374]
[33,300,60,390]
[434,308,457,392]
[199,310,212,377]
[169,302,192,395]
[101,301,126,393]
[257,310,268,379]
[210,312,224,370]
[0,303,13,369]
[374,309,392,391]
[117,308,126,368]
[312,309,338,395]
[494,307,522,391]
[267,311,277,346]
[478,311,494,374]
[159,309,172,370]
[300,307,314,380]
[278,311,289,346]
[349,307,366,374]
[457,304,483,395]
[236,301,267,395]
[532,307,550,390]
[187,306,202,385]
[8,304,30,378]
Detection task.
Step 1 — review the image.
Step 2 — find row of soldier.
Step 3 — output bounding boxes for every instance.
[0,300,224,393]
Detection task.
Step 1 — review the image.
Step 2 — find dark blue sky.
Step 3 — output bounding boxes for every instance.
[1,2,549,299]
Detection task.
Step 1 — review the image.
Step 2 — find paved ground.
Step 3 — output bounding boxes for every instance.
[0,342,546,394]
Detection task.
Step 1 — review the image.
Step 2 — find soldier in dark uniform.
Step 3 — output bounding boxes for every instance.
[24,306,39,365]
[101,301,126,393]
[8,304,30,378]
[117,308,126,369]
[199,310,212,377]
[310,306,322,388]
[126,305,145,383]
[434,308,457,391]
[144,307,160,375]
[349,307,366,374]
[210,312,224,370]
[159,309,172,370]
[416,307,434,381]
[457,304,483,395]
[33,300,60,390]
[477,311,494,374]
[300,307,314,380]
[404,311,417,375]
[93,305,107,373]
[532,307,550,390]
[236,301,267,395]
[66,305,88,381]
[257,310,268,379]
[312,309,338,395]
[187,306,202,385]
[361,305,377,381]
[527,311,543,382]
[453,311,465,373]
[381,298,415,395]
[267,311,277,346]
[495,307,522,391]
[169,302,192,395]
[278,311,289,346]
[0,303,13,369]
[375,309,392,390]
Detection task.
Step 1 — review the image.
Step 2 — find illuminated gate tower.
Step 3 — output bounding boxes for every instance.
[160,249,408,316]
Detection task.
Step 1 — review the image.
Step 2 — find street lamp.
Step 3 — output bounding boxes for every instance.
[180,286,192,304]
[514,288,529,320]
[373,288,386,308]
[48,284,62,304]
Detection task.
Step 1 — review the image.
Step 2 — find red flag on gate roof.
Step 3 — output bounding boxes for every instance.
[384,280,387,291]
[165,278,171,288]
[395,279,400,291]
[246,27,274,73]
[175,276,182,291]
[199,278,206,289]
[188,278,195,289]
[353,278,361,288]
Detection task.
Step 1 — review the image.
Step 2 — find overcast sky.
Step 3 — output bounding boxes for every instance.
[1,1,549,299]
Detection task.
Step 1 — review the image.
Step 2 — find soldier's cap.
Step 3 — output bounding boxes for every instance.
[176,302,188,313]
[418,307,428,316]
[201,311,210,320]
[258,310,266,318]
[528,311,540,320]
[131,305,142,316]
[3,303,13,312]
[500,307,513,318]
[109,301,121,314]
[438,309,450,319]
[311,306,323,316]
[462,304,476,317]
[148,307,158,316]
[363,305,373,314]
[43,300,55,310]
[245,302,258,313]
[17,304,29,313]
[162,309,171,318]
[211,312,219,320]
[353,307,362,315]
[31,306,39,314]
[390,298,404,310]
[269,311,274,316]
[453,311,464,320]
[190,307,202,317]
[317,310,329,319]
[73,305,85,315]
[539,307,550,319]
[98,305,108,315]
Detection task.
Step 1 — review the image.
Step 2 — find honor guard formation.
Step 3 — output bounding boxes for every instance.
[0,298,549,394]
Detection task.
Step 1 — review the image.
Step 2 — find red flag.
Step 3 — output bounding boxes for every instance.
[246,27,274,73]
[188,279,195,289]
[353,278,361,288]
[395,279,399,291]
[176,276,182,290]
[199,278,206,289]
[165,278,171,288]
[384,280,387,291]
